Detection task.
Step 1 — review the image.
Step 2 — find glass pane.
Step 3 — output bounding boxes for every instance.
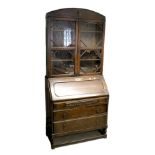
[49,50,74,75]
[80,22,103,31]
[50,21,75,47]
[80,60,101,74]
[51,61,74,75]
[50,50,74,60]
[80,49,101,74]
[80,22,103,48]
[80,50,101,60]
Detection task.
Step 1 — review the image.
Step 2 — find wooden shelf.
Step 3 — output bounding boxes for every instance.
[50,29,75,32]
[80,59,100,61]
[51,47,75,50]
[80,47,103,50]
[50,59,74,62]
[81,31,102,33]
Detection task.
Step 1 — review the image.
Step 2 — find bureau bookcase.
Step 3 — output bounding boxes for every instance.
[45,8,109,148]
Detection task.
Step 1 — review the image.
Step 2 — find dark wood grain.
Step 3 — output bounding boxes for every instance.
[54,104,107,121]
[52,130,106,148]
[54,114,107,134]
[53,96,108,110]
[45,8,109,149]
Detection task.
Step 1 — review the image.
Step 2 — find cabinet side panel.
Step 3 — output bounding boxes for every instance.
[45,77,52,137]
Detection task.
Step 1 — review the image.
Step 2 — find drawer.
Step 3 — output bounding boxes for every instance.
[53,97,108,110]
[53,104,107,121]
[53,114,107,134]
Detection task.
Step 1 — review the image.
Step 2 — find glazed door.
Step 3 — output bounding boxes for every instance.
[47,20,76,76]
[78,21,104,75]
[47,19,104,76]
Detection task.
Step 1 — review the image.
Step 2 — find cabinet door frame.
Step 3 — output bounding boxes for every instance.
[77,20,105,76]
[46,17,77,77]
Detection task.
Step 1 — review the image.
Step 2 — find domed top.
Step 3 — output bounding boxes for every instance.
[46,8,105,21]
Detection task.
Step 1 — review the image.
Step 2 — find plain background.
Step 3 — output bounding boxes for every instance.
[0,0,155,154]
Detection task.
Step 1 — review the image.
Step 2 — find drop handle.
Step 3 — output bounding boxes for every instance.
[63,112,67,119]
[63,123,67,130]
[96,108,101,113]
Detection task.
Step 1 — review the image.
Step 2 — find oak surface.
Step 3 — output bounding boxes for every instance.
[45,8,109,149]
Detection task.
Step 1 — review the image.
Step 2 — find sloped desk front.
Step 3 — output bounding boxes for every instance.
[48,75,109,101]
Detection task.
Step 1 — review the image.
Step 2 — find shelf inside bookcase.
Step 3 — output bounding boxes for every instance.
[80,48,103,50]
[51,47,75,50]
[50,59,74,62]
[80,59,100,61]
[50,29,75,32]
[81,31,102,33]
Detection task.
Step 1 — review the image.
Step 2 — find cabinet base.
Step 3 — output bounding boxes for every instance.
[48,129,107,149]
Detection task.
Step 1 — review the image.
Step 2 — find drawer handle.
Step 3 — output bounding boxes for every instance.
[65,99,99,107]
[63,112,67,119]
[65,102,80,107]
[79,99,98,104]
[96,108,101,113]
[87,100,98,105]
[63,123,67,129]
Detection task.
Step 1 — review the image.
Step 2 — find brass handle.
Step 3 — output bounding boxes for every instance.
[63,112,67,119]
[63,123,67,130]
[86,100,99,107]
[65,99,99,107]
[79,99,98,104]
[65,102,80,107]
[96,108,101,113]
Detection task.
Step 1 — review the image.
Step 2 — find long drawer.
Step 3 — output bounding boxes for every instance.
[53,114,107,134]
[53,97,108,110]
[53,104,107,121]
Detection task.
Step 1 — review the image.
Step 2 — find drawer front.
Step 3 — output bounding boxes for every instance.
[53,114,107,134]
[54,104,107,121]
[53,97,108,110]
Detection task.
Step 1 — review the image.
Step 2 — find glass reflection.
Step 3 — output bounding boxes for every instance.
[64,28,71,46]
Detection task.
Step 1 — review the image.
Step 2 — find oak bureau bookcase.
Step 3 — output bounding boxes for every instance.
[45,8,109,149]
